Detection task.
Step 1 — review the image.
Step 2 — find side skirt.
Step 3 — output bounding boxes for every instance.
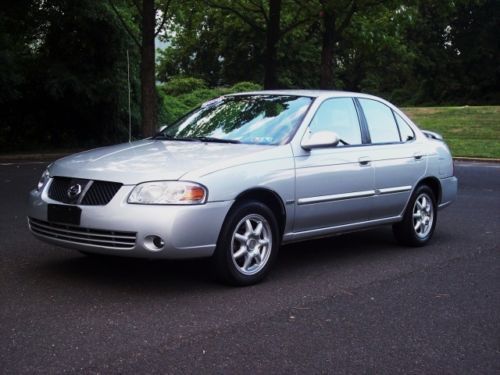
[282,215,402,245]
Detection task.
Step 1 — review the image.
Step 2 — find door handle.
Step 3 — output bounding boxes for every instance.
[358,156,371,166]
[413,152,424,160]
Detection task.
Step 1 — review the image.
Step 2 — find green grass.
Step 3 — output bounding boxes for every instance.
[401,106,500,158]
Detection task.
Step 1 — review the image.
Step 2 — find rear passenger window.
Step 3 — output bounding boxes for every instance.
[308,98,362,145]
[359,99,401,143]
[394,112,415,142]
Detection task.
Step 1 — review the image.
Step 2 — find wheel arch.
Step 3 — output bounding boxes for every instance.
[232,187,287,239]
[399,176,442,219]
[393,176,440,246]
[417,176,442,204]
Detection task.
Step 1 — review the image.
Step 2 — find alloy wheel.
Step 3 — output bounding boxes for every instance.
[412,192,434,239]
[231,214,272,276]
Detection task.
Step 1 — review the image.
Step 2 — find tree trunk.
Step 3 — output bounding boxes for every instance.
[141,0,156,137]
[264,0,281,89]
[320,2,336,89]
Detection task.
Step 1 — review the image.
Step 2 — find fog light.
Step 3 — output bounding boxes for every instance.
[144,235,165,251]
[153,236,164,248]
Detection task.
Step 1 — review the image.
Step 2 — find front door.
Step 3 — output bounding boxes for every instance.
[294,97,375,233]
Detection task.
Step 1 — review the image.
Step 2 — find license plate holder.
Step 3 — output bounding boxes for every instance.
[47,204,81,226]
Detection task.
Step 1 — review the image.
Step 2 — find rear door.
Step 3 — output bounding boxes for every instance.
[356,98,427,219]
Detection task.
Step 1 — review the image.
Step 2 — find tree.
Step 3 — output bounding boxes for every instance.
[0,0,141,151]
[318,0,357,88]
[445,0,499,103]
[317,0,406,89]
[330,2,417,99]
[264,0,281,88]
[156,2,240,86]
[109,0,173,137]
[203,0,314,88]
[2,0,498,156]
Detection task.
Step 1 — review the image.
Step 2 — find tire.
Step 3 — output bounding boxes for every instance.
[393,185,437,247]
[213,200,280,286]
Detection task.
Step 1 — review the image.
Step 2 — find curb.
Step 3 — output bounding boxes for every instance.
[453,157,500,163]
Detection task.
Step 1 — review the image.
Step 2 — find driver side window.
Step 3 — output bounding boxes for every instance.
[308,98,362,146]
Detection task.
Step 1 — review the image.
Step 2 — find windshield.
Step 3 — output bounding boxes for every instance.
[161,94,312,145]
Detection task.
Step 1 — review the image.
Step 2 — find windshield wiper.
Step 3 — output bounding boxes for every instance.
[153,133,240,144]
[152,133,174,140]
[153,133,197,141]
[191,136,241,144]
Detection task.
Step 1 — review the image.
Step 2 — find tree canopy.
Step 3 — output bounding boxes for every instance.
[1,0,141,151]
[158,0,499,103]
[0,0,498,151]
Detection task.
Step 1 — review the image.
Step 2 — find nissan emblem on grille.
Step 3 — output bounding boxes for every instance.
[67,184,82,199]
[48,177,122,205]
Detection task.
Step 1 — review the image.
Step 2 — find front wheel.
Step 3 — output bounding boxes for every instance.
[393,185,437,246]
[213,201,280,286]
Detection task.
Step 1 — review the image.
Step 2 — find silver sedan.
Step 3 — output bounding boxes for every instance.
[28,90,457,285]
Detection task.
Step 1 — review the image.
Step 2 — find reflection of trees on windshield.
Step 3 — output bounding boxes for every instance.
[165,95,311,145]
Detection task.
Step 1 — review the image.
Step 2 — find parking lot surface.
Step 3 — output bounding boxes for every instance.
[0,161,498,373]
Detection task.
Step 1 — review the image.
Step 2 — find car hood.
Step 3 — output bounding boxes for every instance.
[48,139,278,184]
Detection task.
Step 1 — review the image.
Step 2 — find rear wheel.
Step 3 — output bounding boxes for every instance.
[214,201,279,286]
[393,185,437,246]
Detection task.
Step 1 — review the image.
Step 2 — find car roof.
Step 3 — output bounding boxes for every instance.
[227,89,381,100]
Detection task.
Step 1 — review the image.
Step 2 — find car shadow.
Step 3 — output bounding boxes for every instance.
[30,226,408,294]
[274,227,405,274]
[35,252,218,292]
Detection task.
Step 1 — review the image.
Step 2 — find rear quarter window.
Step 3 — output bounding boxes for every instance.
[394,112,415,142]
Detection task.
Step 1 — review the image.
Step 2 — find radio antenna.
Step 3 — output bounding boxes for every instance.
[127,49,132,143]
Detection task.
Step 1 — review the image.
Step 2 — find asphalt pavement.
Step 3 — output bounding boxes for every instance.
[0,161,498,374]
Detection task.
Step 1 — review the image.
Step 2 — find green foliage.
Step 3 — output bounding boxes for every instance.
[158,94,191,125]
[0,0,141,152]
[0,0,498,152]
[230,82,262,92]
[157,0,499,106]
[158,79,262,125]
[156,2,265,86]
[159,76,207,96]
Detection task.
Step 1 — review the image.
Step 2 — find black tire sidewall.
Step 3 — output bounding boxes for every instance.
[214,200,280,285]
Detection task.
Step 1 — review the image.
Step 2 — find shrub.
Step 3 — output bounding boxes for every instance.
[230,81,262,92]
[159,76,207,96]
[158,78,262,125]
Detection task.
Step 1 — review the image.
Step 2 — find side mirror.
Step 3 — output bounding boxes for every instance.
[301,131,340,151]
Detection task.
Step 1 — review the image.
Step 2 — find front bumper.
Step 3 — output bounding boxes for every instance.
[27,183,232,259]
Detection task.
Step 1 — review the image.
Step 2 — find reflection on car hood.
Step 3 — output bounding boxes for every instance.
[48,139,277,184]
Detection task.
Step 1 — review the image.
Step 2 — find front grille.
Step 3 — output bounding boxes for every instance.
[48,177,75,203]
[81,181,122,205]
[48,177,122,205]
[29,218,136,249]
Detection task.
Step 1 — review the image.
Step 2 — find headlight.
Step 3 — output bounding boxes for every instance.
[37,169,50,191]
[128,181,207,205]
